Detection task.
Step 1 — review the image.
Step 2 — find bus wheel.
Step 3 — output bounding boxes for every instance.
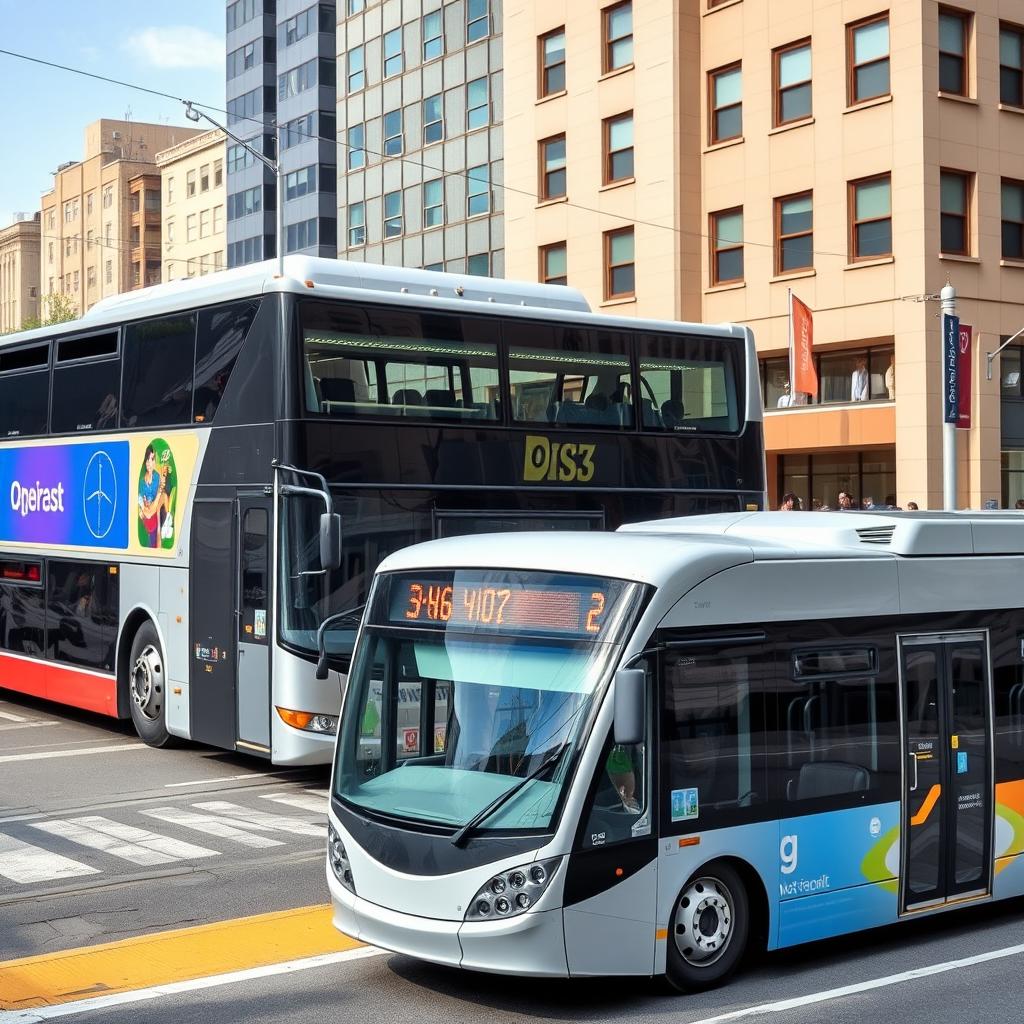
[128,622,174,748]
[665,862,749,993]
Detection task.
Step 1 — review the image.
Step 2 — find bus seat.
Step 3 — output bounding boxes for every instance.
[392,388,423,407]
[556,400,589,424]
[423,388,456,408]
[321,377,356,404]
[661,399,685,428]
[790,760,870,800]
[641,398,661,428]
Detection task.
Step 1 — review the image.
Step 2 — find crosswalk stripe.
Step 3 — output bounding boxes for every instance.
[192,801,324,837]
[141,808,285,849]
[32,817,220,865]
[0,833,98,885]
[259,790,329,814]
[0,710,27,722]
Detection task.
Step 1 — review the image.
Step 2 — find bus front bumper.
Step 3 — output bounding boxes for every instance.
[330,879,569,977]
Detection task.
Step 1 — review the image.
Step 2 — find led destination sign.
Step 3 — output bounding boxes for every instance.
[386,572,627,639]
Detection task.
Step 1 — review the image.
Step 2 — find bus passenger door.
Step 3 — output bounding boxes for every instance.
[562,676,657,976]
[900,632,993,913]
[236,496,271,753]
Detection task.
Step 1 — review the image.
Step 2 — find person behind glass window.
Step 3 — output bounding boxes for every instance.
[851,357,869,402]
[837,490,855,510]
[779,492,800,511]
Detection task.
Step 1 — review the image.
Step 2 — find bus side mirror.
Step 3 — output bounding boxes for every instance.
[319,512,342,571]
[613,668,645,746]
[315,649,330,681]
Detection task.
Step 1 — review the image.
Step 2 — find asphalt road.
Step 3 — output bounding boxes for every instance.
[4,689,1024,1024]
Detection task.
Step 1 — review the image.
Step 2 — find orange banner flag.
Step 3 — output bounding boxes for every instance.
[790,291,818,398]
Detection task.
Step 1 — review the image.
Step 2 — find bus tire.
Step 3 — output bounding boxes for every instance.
[127,621,175,748]
[665,862,749,993]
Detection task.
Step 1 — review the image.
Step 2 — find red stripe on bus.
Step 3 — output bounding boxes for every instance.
[0,652,118,718]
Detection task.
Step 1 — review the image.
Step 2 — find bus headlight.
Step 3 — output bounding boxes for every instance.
[465,858,558,921]
[327,823,355,893]
[277,707,338,734]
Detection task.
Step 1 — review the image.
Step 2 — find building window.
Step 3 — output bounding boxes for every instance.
[348,202,365,247]
[87,266,96,289]
[775,192,813,274]
[939,8,970,95]
[383,109,403,156]
[778,450,896,513]
[467,77,489,130]
[540,241,567,285]
[105,260,112,285]
[940,170,970,255]
[102,186,113,210]
[348,124,366,170]
[423,94,444,145]
[187,170,197,198]
[1003,179,1024,260]
[604,111,634,183]
[348,45,365,91]
[384,190,403,237]
[540,28,566,97]
[848,14,890,104]
[347,0,365,13]
[774,40,812,125]
[467,165,489,216]
[467,0,489,43]
[423,11,444,62]
[711,208,743,284]
[540,135,567,200]
[603,2,633,73]
[467,252,490,275]
[86,192,94,215]
[285,166,317,201]
[200,210,210,238]
[850,175,892,260]
[286,218,319,253]
[187,214,197,242]
[200,164,210,192]
[214,205,223,233]
[1001,24,1024,107]
[214,159,223,188]
[424,179,444,227]
[604,227,635,299]
[709,64,742,144]
[384,28,403,77]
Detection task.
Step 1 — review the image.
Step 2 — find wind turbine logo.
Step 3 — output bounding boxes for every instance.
[83,450,117,540]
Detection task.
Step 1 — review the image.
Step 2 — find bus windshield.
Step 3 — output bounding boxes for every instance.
[333,570,642,833]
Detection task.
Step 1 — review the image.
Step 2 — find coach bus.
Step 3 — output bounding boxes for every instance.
[0,256,763,764]
[327,510,1024,989]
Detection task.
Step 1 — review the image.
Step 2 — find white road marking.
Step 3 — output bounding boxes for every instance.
[141,807,286,849]
[0,946,386,1023]
[163,771,304,788]
[259,790,329,814]
[0,834,98,885]
[0,710,27,722]
[31,817,219,866]
[687,940,1024,1024]
[0,744,144,764]
[192,801,324,837]
[0,721,55,731]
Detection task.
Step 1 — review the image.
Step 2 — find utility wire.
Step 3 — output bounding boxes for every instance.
[1,46,861,262]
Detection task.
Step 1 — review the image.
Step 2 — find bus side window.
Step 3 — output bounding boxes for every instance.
[993,632,1024,781]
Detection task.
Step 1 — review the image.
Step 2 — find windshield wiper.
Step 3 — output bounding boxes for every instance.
[450,741,571,848]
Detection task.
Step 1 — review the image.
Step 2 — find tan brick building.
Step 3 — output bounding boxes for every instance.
[40,119,203,315]
[0,214,40,333]
[503,1,1024,510]
[155,129,226,282]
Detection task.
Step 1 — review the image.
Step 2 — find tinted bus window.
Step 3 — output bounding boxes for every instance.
[300,301,500,422]
[46,561,118,673]
[121,313,198,428]
[506,324,633,429]
[637,334,742,434]
[193,300,260,423]
[0,370,49,437]
[0,580,45,656]
[51,331,120,434]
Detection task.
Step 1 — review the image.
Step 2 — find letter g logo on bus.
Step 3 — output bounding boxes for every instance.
[780,834,799,875]
[523,435,596,483]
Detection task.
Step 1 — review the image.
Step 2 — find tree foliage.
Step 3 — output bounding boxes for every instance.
[18,292,78,332]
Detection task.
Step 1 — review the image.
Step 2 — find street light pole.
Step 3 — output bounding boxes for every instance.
[183,101,284,278]
[941,283,958,510]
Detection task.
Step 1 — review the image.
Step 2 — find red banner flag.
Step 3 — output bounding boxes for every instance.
[789,292,818,399]
[958,324,972,429]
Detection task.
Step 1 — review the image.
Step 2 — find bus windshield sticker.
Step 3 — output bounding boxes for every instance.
[254,609,266,639]
[671,788,699,822]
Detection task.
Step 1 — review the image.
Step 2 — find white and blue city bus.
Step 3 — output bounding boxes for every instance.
[0,257,763,764]
[327,511,1024,989]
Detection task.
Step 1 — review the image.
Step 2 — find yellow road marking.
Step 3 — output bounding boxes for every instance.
[0,904,361,1010]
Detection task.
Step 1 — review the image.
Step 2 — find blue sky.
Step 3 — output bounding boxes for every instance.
[0,1,225,226]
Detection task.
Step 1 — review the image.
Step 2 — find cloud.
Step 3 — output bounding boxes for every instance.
[125,27,222,70]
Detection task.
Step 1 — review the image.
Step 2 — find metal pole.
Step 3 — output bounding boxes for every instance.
[275,127,284,278]
[941,283,957,510]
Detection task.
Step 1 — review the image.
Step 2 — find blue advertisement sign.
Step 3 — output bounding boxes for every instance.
[943,312,960,424]
[0,441,130,549]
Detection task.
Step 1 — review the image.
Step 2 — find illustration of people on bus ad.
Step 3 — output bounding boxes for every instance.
[137,438,177,550]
